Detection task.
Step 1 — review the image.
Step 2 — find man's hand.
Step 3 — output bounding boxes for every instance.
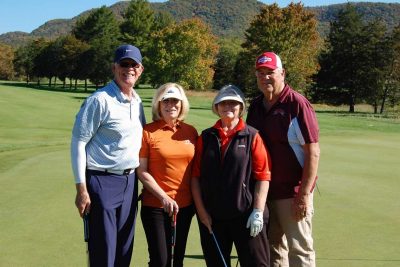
[246,209,263,237]
[292,192,311,221]
[75,183,91,218]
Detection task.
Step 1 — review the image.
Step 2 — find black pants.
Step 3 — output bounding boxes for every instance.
[141,205,195,267]
[198,211,270,267]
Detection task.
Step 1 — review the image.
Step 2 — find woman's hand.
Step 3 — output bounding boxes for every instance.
[161,196,179,216]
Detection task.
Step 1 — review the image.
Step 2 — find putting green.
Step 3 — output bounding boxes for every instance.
[1,83,399,266]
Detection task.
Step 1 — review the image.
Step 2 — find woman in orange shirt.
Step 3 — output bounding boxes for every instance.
[137,83,198,267]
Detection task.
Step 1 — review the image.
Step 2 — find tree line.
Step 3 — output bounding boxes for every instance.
[0,1,399,113]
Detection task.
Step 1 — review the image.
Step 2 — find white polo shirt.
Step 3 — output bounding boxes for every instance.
[72,80,144,173]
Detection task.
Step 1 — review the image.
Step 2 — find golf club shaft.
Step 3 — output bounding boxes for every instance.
[211,231,228,267]
[171,213,177,267]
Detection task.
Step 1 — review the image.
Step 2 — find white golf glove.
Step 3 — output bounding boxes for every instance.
[246,209,263,237]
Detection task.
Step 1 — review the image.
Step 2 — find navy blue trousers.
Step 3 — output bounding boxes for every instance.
[86,170,138,267]
[141,205,195,267]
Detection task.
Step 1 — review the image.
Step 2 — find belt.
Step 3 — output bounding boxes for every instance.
[88,167,135,175]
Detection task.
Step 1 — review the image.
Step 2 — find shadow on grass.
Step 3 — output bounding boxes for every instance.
[184,255,204,260]
[2,82,161,105]
[2,81,154,93]
[72,96,89,100]
[185,255,239,263]
[1,81,97,94]
[316,109,399,119]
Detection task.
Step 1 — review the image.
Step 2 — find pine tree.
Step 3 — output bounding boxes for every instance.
[73,6,121,87]
[314,4,365,112]
[119,0,155,49]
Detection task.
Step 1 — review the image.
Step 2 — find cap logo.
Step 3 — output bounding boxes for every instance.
[258,56,272,64]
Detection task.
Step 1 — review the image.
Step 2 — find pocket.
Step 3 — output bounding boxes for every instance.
[239,182,252,212]
[86,174,105,207]
[87,174,101,194]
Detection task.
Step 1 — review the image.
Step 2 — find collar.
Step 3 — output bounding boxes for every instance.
[213,118,246,138]
[276,84,290,104]
[111,80,137,103]
[156,119,182,131]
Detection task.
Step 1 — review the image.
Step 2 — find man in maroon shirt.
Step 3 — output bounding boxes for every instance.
[247,52,320,267]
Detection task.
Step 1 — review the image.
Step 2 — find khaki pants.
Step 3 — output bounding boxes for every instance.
[268,196,315,267]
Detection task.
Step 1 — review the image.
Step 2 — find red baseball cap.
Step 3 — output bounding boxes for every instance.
[255,52,282,70]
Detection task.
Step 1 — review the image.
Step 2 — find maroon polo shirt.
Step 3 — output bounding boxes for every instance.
[247,84,319,200]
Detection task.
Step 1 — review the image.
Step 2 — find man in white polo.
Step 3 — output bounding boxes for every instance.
[71,44,145,267]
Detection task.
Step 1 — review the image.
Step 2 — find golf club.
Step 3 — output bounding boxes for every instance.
[83,212,90,267]
[211,231,228,267]
[171,212,177,267]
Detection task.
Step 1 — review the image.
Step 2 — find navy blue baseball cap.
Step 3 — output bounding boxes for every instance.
[114,44,142,64]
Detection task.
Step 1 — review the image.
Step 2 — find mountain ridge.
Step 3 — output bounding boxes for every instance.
[1,0,399,48]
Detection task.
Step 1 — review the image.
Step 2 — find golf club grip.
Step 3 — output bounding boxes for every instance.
[171,213,177,246]
[83,213,89,242]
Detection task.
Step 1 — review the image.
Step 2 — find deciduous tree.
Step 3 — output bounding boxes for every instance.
[13,38,48,84]
[240,3,321,96]
[0,43,14,80]
[383,23,400,112]
[55,35,90,89]
[147,18,219,90]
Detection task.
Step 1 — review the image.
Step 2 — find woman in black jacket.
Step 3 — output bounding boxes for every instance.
[191,84,272,267]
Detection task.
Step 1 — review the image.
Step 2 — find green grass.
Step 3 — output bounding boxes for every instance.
[1,83,399,266]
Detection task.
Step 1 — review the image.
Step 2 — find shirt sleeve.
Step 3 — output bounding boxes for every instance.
[191,135,203,178]
[139,129,150,158]
[251,133,271,181]
[297,100,319,143]
[72,96,102,142]
[70,136,88,184]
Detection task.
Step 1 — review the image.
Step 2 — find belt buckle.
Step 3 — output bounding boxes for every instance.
[122,169,131,175]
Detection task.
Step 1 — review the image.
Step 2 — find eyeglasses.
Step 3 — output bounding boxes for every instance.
[119,61,140,69]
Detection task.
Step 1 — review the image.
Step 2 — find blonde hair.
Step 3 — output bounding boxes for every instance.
[151,83,190,121]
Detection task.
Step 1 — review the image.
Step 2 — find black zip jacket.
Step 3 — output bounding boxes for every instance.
[199,125,258,221]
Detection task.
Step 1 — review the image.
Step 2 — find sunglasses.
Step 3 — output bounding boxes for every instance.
[119,61,140,69]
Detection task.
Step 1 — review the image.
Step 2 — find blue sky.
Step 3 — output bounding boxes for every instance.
[0,0,398,35]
